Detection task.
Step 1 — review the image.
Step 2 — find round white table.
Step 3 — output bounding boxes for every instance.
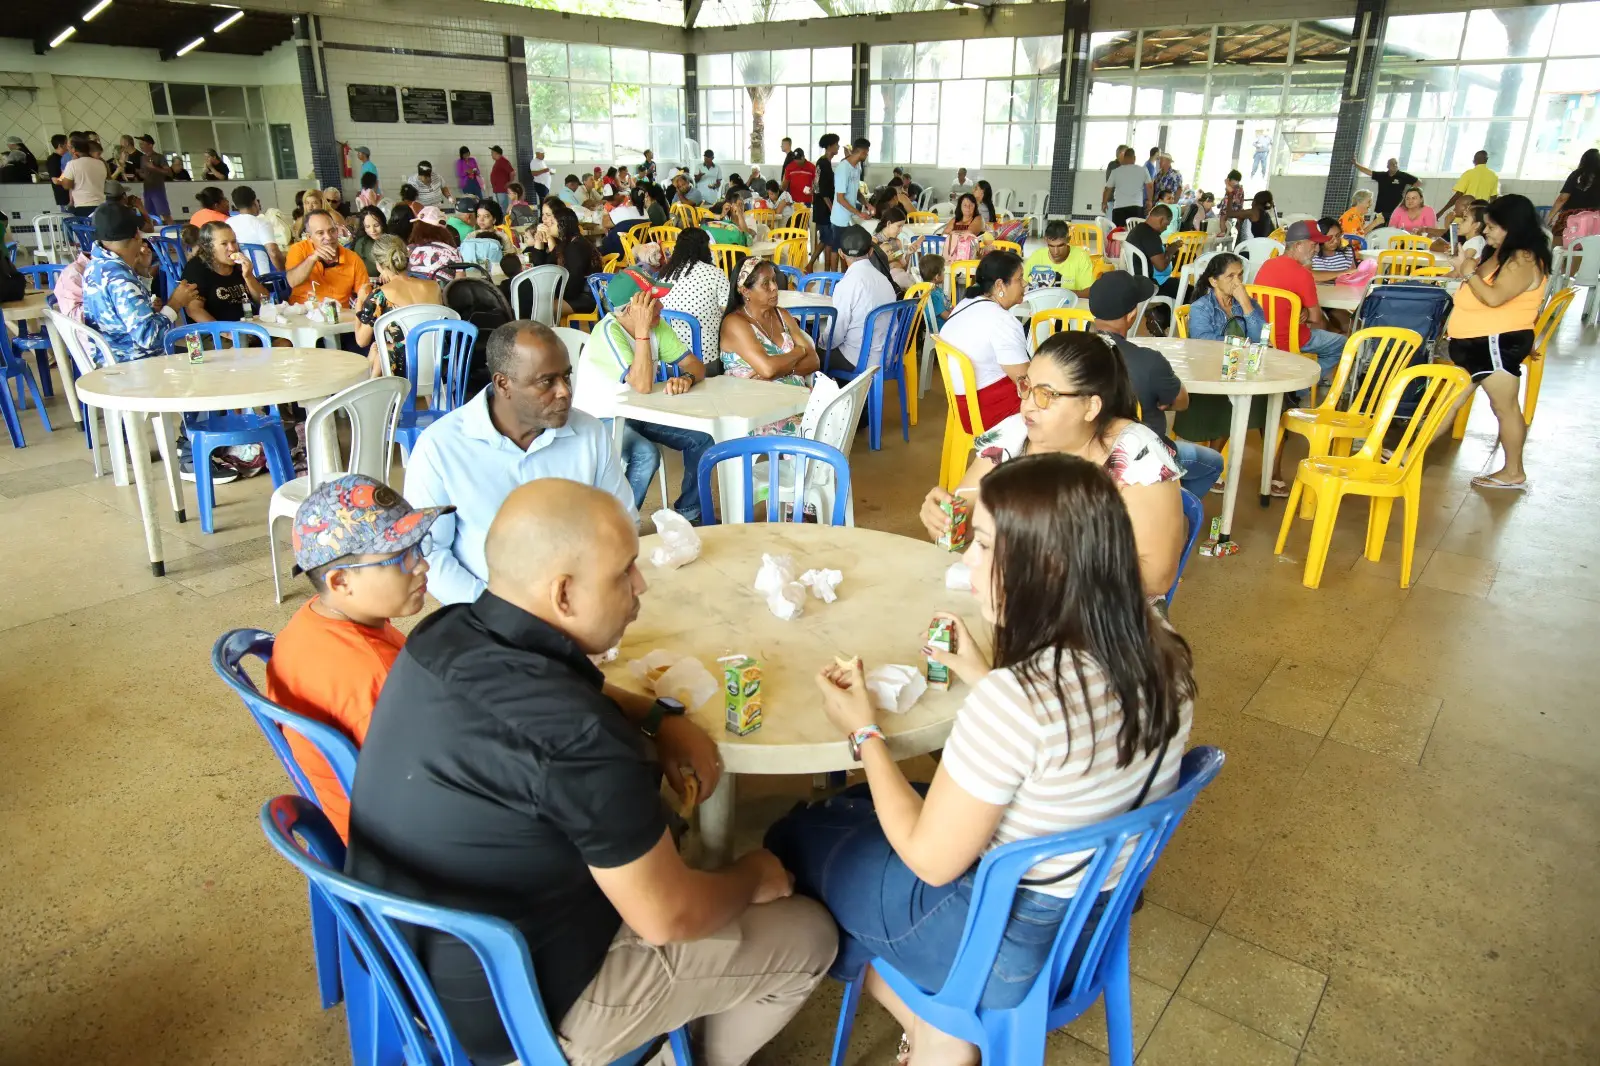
[605,523,976,863]
[1142,338,1322,540]
[73,348,370,575]
[1318,282,1369,313]
[3,289,81,424]
[777,290,833,309]
[246,311,357,349]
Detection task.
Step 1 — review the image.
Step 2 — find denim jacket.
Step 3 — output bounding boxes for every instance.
[1187,289,1268,343]
[81,243,176,365]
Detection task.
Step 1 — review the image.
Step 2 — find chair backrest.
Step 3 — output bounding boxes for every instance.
[1533,286,1577,355]
[791,204,812,230]
[1388,233,1432,252]
[303,376,409,486]
[747,208,778,228]
[775,264,804,290]
[404,320,480,412]
[238,243,276,275]
[1029,307,1094,349]
[457,237,504,268]
[1244,284,1302,353]
[162,321,273,354]
[1344,234,1367,249]
[1021,288,1077,316]
[1352,364,1471,473]
[1362,227,1402,251]
[213,631,358,804]
[712,243,750,279]
[587,272,615,315]
[775,237,808,269]
[31,212,70,263]
[145,236,185,289]
[46,308,114,374]
[260,794,569,1066]
[908,211,938,224]
[946,259,980,303]
[1120,240,1151,279]
[1173,304,1191,337]
[789,305,837,352]
[990,239,1022,256]
[854,299,919,375]
[1167,489,1204,606]
[931,201,955,219]
[509,265,569,324]
[1267,227,1288,244]
[933,334,986,435]
[1069,222,1104,257]
[617,228,642,265]
[1567,236,1600,284]
[802,368,878,485]
[64,217,97,255]
[917,186,937,210]
[599,252,623,274]
[1172,231,1207,271]
[669,202,698,229]
[552,325,588,366]
[1376,249,1434,277]
[697,436,852,525]
[1327,326,1424,420]
[1130,294,1174,339]
[929,747,1224,1016]
[1235,237,1284,280]
[659,309,702,360]
[374,303,460,389]
[801,271,843,295]
[1171,252,1218,308]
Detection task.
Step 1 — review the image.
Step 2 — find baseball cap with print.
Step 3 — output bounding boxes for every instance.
[291,474,453,574]
[606,268,671,308]
[1285,219,1328,244]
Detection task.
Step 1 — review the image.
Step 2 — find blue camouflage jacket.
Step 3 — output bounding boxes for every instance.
[81,243,175,366]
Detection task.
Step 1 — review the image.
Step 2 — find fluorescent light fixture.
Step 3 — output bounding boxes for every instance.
[175,35,205,56]
[212,8,243,31]
[49,25,78,47]
[83,0,114,21]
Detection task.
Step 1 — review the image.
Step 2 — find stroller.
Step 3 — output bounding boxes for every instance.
[1352,282,1454,417]
[442,276,515,398]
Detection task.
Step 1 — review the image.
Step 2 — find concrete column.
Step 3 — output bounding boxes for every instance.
[293,14,341,188]
[851,44,868,145]
[507,37,535,187]
[1048,0,1091,217]
[1323,0,1389,217]
[685,53,699,150]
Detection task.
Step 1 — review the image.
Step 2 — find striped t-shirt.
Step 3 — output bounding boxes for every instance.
[940,650,1194,897]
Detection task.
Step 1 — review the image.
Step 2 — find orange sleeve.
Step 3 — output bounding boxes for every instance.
[284,241,309,270]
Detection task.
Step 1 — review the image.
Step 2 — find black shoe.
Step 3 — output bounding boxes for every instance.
[179,455,239,484]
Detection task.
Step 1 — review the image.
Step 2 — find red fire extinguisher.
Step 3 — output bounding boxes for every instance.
[338,142,352,179]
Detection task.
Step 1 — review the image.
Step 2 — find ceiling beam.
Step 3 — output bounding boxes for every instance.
[684,0,704,30]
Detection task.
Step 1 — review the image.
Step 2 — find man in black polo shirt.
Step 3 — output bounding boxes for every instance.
[1352,156,1418,221]
[347,479,835,1066]
[810,132,840,272]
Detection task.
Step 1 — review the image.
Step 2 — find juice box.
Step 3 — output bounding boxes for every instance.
[183,333,204,364]
[1220,345,1239,380]
[720,655,763,735]
[937,494,972,553]
[926,617,955,691]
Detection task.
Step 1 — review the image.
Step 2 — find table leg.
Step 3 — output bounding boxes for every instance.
[44,321,81,424]
[108,404,132,487]
[154,412,186,523]
[1260,392,1286,508]
[1219,395,1252,540]
[698,772,736,867]
[122,412,166,577]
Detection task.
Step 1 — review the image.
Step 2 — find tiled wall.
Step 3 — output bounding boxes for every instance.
[318,18,518,197]
[261,83,317,183]
[54,78,157,144]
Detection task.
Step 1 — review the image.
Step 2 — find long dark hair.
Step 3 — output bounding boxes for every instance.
[195,186,227,211]
[550,204,598,274]
[1481,194,1552,277]
[1573,148,1600,194]
[955,193,980,225]
[982,452,1194,767]
[659,226,713,283]
[386,203,415,240]
[1033,330,1139,438]
[966,249,1023,300]
[355,206,387,239]
[975,179,996,222]
[1195,252,1242,301]
[727,257,776,314]
[476,198,505,227]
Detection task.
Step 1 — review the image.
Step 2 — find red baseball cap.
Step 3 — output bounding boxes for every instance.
[1285,219,1328,244]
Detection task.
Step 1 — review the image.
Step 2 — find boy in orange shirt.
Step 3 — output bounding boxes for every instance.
[265,474,452,839]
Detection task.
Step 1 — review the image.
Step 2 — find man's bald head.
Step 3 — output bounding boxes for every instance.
[485,479,644,653]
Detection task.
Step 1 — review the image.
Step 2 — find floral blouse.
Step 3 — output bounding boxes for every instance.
[720,311,813,435]
[357,289,408,377]
[974,416,1181,486]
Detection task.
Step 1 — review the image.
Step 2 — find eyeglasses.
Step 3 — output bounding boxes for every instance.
[333,535,431,576]
[1016,377,1085,409]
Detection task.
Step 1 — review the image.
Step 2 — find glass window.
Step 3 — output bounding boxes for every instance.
[150,83,169,116]
[612,49,649,84]
[1461,6,1556,61]
[1526,58,1600,177]
[1382,13,1465,62]
[652,52,683,86]
[871,44,912,81]
[915,41,962,81]
[1285,69,1345,114]
[209,85,246,118]
[1135,70,1207,116]
[570,44,609,82]
[1017,36,1062,77]
[528,40,689,165]
[964,38,1013,79]
[529,41,567,78]
[1549,2,1600,56]
[169,84,209,117]
[1278,117,1337,175]
[1091,31,1135,72]
[771,49,809,84]
[1140,27,1209,69]
[698,48,853,166]
[1209,69,1285,114]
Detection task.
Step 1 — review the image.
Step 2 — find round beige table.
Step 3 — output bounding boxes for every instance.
[3,289,81,424]
[245,311,357,349]
[1143,338,1322,540]
[777,290,833,309]
[73,348,370,575]
[1318,282,1369,313]
[605,523,977,863]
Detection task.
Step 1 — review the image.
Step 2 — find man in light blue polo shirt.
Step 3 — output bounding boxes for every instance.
[403,321,635,604]
[829,137,871,230]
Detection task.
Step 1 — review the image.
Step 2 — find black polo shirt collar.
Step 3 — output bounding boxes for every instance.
[468,591,606,689]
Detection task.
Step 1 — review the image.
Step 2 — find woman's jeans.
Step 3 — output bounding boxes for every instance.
[1172,438,1224,497]
[619,420,714,524]
[766,785,1108,1010]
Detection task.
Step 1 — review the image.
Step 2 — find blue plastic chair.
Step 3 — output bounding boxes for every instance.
[588,272,615,315]
[64,217,96,255]
[0,353,24,448]
[261,793,695,1066]
[3,241,16,262]
[162,322,292,532]
[11,265,65,397]
[0,313,53,441]
[829,746,1226,1066]
[825,299,918,451]
[394,320,480,460]
[788,305,836,353]
[660,308,702,361]
[1167,489,1204,607]
[801,271,843,295]
[145,236,185,298]
[918,233,947,258]
[697,436,851,525]
[214,629,355,1012]
[1344,234,1367,250]
[239,242,290,302]
[775,264,804,290]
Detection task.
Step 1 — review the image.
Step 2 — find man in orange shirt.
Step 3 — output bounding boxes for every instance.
[284,208,364,305]
[264,474,453,839]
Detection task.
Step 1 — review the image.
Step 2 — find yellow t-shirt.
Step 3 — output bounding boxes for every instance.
[1022,245,1095,290]
[1454,164,1499,202]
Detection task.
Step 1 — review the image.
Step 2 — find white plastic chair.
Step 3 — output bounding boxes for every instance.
[31,213,72,265]
[1568,234,1600,325]
[1025,191,1050,236]
[373,303,459,391]
[917,187,937,211]
[1021,288,1077,317]
[567,326,670,507]
[760,370,876,527]
[266,376,409,602]
[1131,296,1176,338]
[1121,241,1151,279]
[1235,238,1284,283]
[510,265,569,325]
[1171,252,1219,309]
[931,202,955,220]
[1363,227,1404,252]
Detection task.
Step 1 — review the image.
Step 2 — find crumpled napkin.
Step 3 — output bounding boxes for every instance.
[864,665,928,714]
[799,568,842,603]
[628,650,718,709]
[945,562,972,590]
[754,553,807,620]
[650,509,701,569]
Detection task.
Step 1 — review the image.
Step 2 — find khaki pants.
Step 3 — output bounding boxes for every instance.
[550,895,837,1066]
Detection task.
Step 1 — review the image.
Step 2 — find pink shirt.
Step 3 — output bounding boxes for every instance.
[53,253,91,321]
[1390,204,1437,232]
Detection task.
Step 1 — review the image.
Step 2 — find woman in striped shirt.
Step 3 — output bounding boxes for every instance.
[767,452,1195,1066]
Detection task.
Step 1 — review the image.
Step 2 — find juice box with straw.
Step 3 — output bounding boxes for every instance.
[719,655,763,735]
[937,494,972,552]
[925,617,955,691]
[183,333,204,364]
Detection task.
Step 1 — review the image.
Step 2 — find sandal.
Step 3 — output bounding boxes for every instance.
[1471,474,1529,491]
[896,1032,912,1066]
[1270,479,1292,498]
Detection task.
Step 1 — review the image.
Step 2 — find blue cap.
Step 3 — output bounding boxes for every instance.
[291,474,452,573]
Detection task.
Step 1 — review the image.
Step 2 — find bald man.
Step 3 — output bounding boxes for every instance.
[347,480,836,1066]
[404,320,634,605]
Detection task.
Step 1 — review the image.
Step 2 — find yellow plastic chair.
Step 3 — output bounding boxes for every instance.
[669,202,697,230]
[791,205,811,230]
[933,336,987,491]
[1276,363,1470,589]
[1070,223,1105,257]
[767,226,809,245]
[747,208,777,228]
[1173,305,1191,338]
[696,206,717,222]
[563,310,599,332]
[947,258,981,304]
[1387,233,1432,252]
[901,281,935,426]
[774,237,808,269]
[1452,285,1576,438]
[1028,307,1094,349]
[618,228,641,266]
[1411,265,1452,278]
[1172,231,1208,271]
[712,243,750,278]
[600,253,622,274]
[991,240,1023,256]
[1279,327,1423,467]
[1268,228,1288,243]
[646,224,682,247]
[908,211,939,224]
[1091,255,1117,279]
[1244,284,1303,354]
[1376,249,1435,277]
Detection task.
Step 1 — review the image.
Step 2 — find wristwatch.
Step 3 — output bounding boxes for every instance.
[639,697,685,739]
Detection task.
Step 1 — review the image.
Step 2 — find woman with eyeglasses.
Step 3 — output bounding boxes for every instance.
[769,451,1195,1066]
[922,330,1186,598]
